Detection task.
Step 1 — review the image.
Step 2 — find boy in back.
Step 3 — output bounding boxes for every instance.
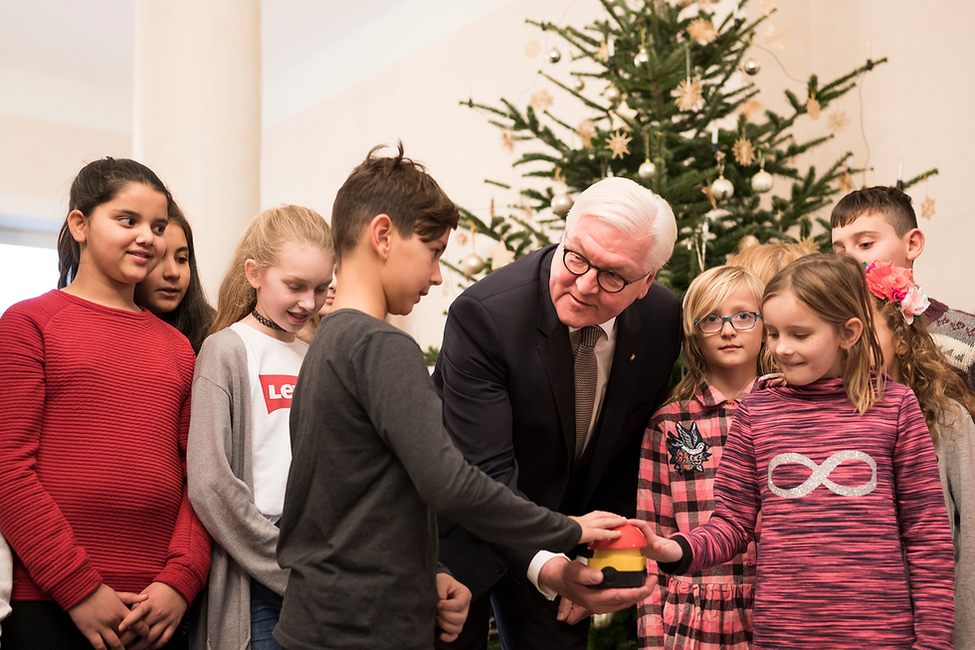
[274,144,625,650]
[831,185,975,391]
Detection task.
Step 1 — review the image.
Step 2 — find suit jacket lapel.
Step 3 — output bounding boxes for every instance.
[535,247,576,463]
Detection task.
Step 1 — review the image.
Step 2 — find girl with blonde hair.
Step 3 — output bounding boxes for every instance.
[187,205,333,650]
[638,265,765,649]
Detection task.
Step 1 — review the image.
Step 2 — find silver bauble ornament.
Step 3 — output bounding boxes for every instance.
[573,76,585,92]
[711,176,735,201]
[461,253,485,276]
[604,83,621,105]
[634,47,650,67]
[751,169,773,193]
[638,159,656,180]
[743,57,761,76]
[547,47,561,64]
[551,193,574,217]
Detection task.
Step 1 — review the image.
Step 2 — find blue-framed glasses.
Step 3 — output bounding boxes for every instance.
[694,311,762,334]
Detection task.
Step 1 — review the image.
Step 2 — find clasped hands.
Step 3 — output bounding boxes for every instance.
[68,581,188,650]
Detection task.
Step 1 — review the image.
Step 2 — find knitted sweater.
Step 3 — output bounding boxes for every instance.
[0,290,211,610]
[926,297,975,393]
[187,327,294,650]
[663,375,955,649]
[933,402,975,648]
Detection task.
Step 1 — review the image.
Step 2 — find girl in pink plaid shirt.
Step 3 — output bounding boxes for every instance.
[638,265,766,649]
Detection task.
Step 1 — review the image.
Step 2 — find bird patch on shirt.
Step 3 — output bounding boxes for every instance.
[667,422,712,475]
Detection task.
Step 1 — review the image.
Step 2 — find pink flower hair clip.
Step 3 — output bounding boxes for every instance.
[864,261,930,324]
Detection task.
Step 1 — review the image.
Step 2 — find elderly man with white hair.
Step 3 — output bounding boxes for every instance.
[434,177,682,650]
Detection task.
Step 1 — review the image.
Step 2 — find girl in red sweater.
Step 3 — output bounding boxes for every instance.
[0,158,211,650]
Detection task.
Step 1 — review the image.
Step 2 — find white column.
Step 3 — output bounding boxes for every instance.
[133,0,262,299]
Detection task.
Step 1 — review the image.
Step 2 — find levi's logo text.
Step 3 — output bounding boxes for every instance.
[260,375,297,413]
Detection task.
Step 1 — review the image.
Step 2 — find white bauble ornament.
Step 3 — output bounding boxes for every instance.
[634,47,650,67]
[461,254,485,275]
[604,83,622,104]
[547,47,562,64]
[573,76,585,92]
[638,159,656,180]
[751,169,773,193]
[743,57,761,76]
[551,193,574,217]
[711,176,735,200]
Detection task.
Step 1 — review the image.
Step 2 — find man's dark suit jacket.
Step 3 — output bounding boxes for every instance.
[433,244,681,600]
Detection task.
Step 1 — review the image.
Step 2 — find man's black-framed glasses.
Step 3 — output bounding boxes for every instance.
[561,246,651,294]
[694,311,763,334]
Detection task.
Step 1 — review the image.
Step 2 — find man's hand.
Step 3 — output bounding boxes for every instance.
[435,573,472,643]
[538,556,651,625]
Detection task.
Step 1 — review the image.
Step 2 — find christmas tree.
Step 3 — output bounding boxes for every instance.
[451,0,935,296]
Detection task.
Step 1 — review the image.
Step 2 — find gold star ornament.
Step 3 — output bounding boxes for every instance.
[490,243,516,269]
[530,89,553,111]
[606,130,632,159]
[675,77,704,111]
[577,119,597,148]
[920,195,936,219]
[739,98,762,119]
[827,110,850,134]
[501,129,515,152]
[687,18,718,45]
[733,137,757,166]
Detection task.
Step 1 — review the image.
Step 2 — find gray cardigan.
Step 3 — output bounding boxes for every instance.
[934,402,975,648]
[187,328,289,650]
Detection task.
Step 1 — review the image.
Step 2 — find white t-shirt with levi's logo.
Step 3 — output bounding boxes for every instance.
[230,322,309,522]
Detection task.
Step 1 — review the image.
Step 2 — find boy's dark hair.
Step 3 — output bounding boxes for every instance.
[57,157,174,288]
[330,142,459,263]
[829,186,918,236]
[151,202,216,354]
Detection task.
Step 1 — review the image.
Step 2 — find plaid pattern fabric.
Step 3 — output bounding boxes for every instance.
[637,380,757,649]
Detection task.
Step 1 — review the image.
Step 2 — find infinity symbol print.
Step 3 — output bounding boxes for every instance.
[767,450,877,498]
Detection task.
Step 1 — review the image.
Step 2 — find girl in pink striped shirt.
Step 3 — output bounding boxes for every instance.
[636,254,954,649]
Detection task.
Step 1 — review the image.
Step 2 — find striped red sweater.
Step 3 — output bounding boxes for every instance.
[0,290,211,610]
[669,375,954,649]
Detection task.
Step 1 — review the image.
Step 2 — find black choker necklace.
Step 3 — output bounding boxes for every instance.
[251,308,285,331]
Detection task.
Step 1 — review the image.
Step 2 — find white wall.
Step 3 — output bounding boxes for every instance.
[1,0,971,344]
[262,0,975,351]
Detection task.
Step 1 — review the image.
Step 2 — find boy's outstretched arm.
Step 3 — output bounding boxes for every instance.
[568,511,626,544]
[435,572,471,643]
[628,519,684,564]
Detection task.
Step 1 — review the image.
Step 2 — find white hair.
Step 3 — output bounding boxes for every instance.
[564,177,677,273]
